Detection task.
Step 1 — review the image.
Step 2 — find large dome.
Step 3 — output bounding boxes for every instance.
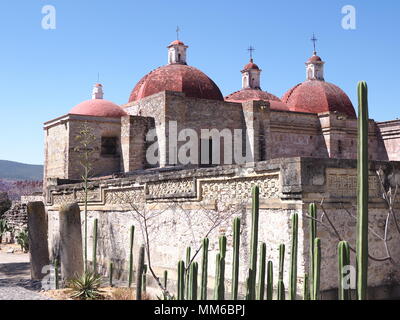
[69,99,127,118]
[128,64,224,103]
[282,80,356,117]
[225,89,289,111]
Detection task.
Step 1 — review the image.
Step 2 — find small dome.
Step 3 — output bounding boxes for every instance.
[169,40,185,46]
[243,59,260,71]
[282,80,356,117]
[225,89,289,111]
[70,99,127,118]
[307,55,323,63]
[129,64,224,103]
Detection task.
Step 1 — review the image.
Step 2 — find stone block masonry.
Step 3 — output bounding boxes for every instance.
[45,157,400,299]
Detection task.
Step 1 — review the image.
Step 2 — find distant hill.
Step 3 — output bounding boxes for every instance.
[0,160,43,181]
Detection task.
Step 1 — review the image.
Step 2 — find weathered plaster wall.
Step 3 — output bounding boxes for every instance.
[45,157,400,298]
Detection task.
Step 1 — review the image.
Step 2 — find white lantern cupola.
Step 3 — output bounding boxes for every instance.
[306,34,325,81]
[241,58,262,90]
[168,40,188,65]
[92,83,104,99]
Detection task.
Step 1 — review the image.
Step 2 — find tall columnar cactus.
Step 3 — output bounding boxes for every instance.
[185,247,191,299]
[136,245,145,300]
[256,243,266,300]
[338,241,351,300]
[109,262,114,287]
[142,264,148,294]
[245,268,253,300]
[188,262,198,300]
[249,185,260,300]
[214,236,227,300]
[231,217,241,300]
[289,213,298,300]
[357,81,369,300]
[277,244,286,300]
[303,273,310,300]
[309,203,317,294]
[92,218,98,274]
[54,258,59,290]
[128,225,135,288]
[266,261,273,300]
[200,238,209,300]
[164,270,168,291]
[177,260,185,300]
[312,238,321,300]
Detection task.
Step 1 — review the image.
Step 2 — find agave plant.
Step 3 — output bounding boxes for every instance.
[68,271,102,300]
[16,228,29,252]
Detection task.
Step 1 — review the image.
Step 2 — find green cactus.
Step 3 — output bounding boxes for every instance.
[231,217,241,300]
[312,238,321,300]
[357,81,369,300]
[249,185,260,300]
[92,218,98,274]
[266,261,273,300]
[142,264,148,294]
[214,251,226,300]
[109,261,114,287]
[54,258,59,289]
[188,262,198,300]
[177,260,185,300]
[219,235,227,258]
[277,244,286,300]
[256,243,266,300]
[289,213,298,300]
[200,238,209,300]
[309,203,317,294]
[338,241,351,300]
[185,247,191,299]
[128,225,135,288]
[136,245,145,300]
[303,273,310,300]
[245,268,253,300]
[164,270,168,290]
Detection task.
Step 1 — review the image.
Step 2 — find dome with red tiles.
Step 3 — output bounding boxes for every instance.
[70,99,127,118]
[282,80,356,117]
[129,64,224,103]
[243,60,260,71]
[225,89,289,111]
[169,40,185,46]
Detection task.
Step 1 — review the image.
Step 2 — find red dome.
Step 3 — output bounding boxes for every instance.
[129,64,224,103]
[307,55,322,63]
[243,60,260,71]
[169,40,185,46]
[225,89,289,111]
[282,80,356,117]
[69,99,127,118]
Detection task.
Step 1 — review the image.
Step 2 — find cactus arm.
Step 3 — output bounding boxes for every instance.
[266,261,273,300]
[357,81,369,300]
[200,238,209,300]
[289,213,298,300]
[256,243,266,300]
[231,217,241,300]
[128,225,135,288]
[312,238,321,300]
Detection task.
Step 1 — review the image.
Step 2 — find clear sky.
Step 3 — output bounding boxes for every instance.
[0,0,399,165]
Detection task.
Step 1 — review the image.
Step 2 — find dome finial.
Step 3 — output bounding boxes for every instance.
[176,26,180,41]
[311,33,318,55]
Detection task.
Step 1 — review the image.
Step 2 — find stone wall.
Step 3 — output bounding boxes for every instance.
[45,157,400,298]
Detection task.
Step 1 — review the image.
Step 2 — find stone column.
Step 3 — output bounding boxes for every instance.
[59,203,84,281]
[27,201,50,280]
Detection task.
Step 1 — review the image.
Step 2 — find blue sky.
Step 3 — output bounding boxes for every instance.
[0,0,399,165]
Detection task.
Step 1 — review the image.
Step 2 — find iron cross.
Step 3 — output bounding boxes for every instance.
[311,33,318,53]
[247,46,255,60]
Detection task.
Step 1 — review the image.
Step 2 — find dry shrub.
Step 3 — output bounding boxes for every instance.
[111,288,135,300]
